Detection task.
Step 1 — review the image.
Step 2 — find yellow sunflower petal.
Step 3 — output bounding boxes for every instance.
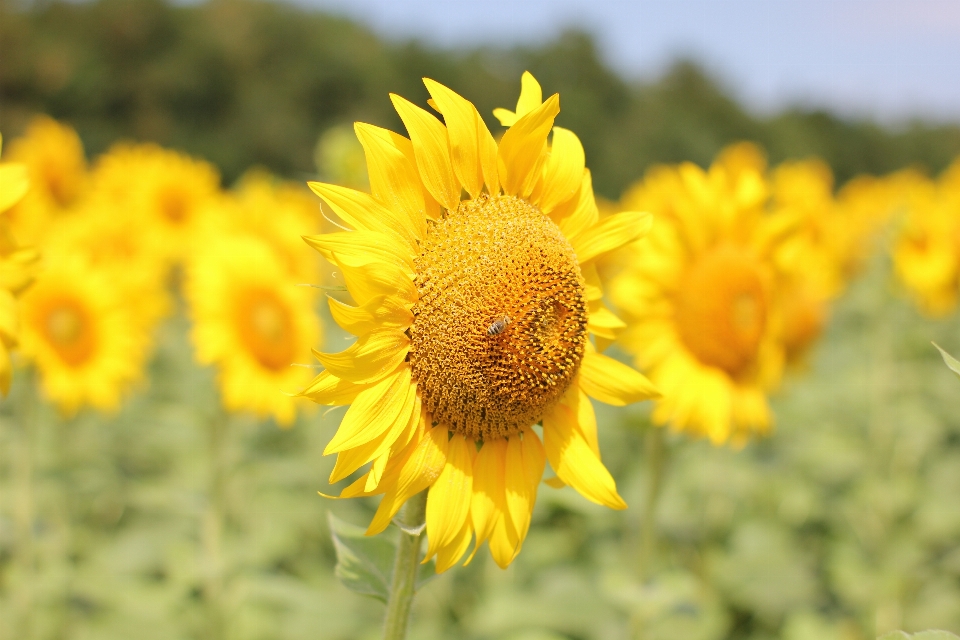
[579,344,661,406]
[542,400,626,509]
[488,507,520,569]
[503,428,545,548]
[312,329,409,385]
[470,438,507,547]
[302,231,415,274]
[367,424,449,536]
[0,164,29,213]
[587,300,627,340]
[424,433,474,559]
[336,259,417,307]
[307,181,419,249]
[498,93,560,198]
[323,366,412,454]
[537,127,585,213]
[327,294,413,337]
[298,370,370,405]
[390,93,461,211]
[435,518,473,573]
[364,384,420,491]
[353,122,431,237]
[424,78,488,199]
[553,170,598,239]
[516,71,544,119]
[573,211,653,265]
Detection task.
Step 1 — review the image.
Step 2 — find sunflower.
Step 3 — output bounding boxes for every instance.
[893,162,960,316]
[610,149,796,446]
[5,116,88,245]
[300,72,657,572]
[198,170,323,282]
[89,142,220,264]
[19,256,150,415]
[186,234,320,426]
[0,133,40,394]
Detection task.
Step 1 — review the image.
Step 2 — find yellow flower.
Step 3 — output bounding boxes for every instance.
[0,133,40,394]
[45,202,171,330]
[302,72,657,572]
[5,116,88,245]
[199,170,323,282]
[611,149,795,446]
[185,235,320,426]
[90,142,220,263]
[893,163,960,316]
[19,257,151,415]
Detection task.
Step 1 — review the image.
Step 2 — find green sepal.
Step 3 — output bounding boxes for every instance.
[328,512,436,603]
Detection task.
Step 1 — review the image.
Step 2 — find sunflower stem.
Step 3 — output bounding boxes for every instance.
[382,490,428,640]
[202,411,228,640]
[640,425,667,581]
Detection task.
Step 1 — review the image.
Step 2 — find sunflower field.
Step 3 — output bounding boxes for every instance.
[2,2,960,640]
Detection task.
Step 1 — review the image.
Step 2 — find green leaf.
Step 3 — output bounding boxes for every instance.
[327,512,436,603]
[328,512,395,602]
[933,343,960,380]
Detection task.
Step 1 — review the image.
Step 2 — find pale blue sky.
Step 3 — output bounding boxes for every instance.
[289,0,960,122]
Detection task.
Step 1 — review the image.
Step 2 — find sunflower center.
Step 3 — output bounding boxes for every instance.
[43,300,96,366]
[236,288,296,371]
[674,245,767,376]
[159,188,189,223]
[409,195,588,441]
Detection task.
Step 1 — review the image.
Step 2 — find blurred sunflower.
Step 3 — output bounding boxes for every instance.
[186,235,320,426]
[19,257,151,415]
[0,133,40,394]
[893,162,960,316]
[5,116,88,245]
[199,170,322,282]
[302,72,657,572]
[611,149,795,445]
[767,157,839,365]
[46,202,170,329]
[90,142,220,263]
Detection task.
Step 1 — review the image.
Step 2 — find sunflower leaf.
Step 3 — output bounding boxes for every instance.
[933,343,960,380]
[328,512,394,602]
[327,512,436,602]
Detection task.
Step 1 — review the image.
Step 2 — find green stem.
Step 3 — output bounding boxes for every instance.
[202,412,227,640]
[11,373,37,639]
[640,425,667,582]
[382,490,428,640]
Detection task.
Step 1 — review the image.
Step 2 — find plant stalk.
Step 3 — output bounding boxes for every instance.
[382,490,428,640]
[202,411,227,640]
[640,425,666,581]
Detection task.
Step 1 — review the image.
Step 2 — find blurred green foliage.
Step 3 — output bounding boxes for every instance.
[4,0,960,197]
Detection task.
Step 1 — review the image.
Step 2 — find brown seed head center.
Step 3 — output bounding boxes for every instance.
[409,195,587,441]
[43,299,96,367]
[674,245,767,376]
[236,288,296,371]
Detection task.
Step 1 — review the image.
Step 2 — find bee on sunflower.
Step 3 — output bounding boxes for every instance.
[610,145,800,446]
[301,71,658,575]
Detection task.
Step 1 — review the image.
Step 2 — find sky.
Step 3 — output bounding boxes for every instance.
[289,0,960,123]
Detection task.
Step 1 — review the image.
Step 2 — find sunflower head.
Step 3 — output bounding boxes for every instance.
[302,72,657,572]
[186,234,320,426]
[20,257,151,415]
[611,145,806,444]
